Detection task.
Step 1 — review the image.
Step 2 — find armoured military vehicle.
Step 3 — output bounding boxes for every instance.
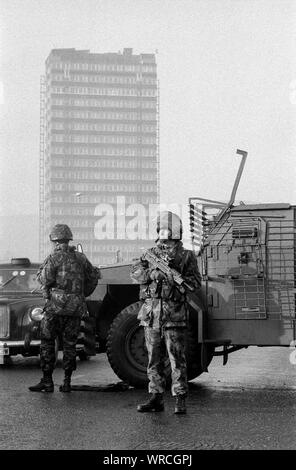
[88,149,295,388]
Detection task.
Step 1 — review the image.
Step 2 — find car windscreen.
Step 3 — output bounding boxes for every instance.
[0,268,40,292]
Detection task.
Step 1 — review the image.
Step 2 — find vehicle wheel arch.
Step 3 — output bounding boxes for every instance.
[91,284,140,351]
[106,300,214,388]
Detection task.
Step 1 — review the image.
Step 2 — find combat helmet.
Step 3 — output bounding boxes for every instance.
[156,211,183,240]
[49,224,73,242]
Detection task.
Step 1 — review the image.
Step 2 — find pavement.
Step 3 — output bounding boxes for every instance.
[1,346,296,450]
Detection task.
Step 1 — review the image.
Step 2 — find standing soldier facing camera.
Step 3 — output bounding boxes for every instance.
[131,211,201,414]
[29,224,100,393]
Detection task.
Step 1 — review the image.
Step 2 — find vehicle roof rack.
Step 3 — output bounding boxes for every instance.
[11,258,31,267]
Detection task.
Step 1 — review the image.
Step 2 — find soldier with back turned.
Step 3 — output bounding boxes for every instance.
[29,224,100,393]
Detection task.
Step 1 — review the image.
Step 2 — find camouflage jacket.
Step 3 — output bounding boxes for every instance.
[131,241,201,328]
[37,244,100,317]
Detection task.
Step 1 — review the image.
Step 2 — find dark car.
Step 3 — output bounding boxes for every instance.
[0,257,96,365]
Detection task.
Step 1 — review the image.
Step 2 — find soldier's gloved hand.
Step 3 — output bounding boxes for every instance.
[149,269,166,282]
[165,272,174,285]
[81,310,89,321]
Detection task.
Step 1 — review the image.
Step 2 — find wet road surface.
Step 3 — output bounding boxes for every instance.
[1,346,296,450]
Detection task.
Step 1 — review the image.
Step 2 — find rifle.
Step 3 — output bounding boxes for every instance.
[142,249,208,368]
[142,250,203,313]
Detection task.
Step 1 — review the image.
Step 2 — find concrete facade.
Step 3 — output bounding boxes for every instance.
[40,48,159,265]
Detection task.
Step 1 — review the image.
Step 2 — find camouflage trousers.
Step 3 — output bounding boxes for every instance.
[40,312,81,373]
[144,326,188,397]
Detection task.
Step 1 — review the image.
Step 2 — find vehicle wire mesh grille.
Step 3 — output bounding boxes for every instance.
[265,218,295,323]
[0,305,9,338]
[233,278,266,319]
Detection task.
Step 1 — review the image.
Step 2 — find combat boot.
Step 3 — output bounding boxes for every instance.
[137,393,164,412]
[59,370,72,393]
[29,372,54,393]
[174,395,186,414]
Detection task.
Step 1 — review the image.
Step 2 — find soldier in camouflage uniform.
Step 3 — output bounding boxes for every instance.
[29,224,100,393]
[131,211,201,414]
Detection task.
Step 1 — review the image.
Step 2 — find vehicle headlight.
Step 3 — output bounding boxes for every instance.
[30,307,44,322]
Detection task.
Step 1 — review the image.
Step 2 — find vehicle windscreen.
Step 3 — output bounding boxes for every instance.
[0,269,40,293]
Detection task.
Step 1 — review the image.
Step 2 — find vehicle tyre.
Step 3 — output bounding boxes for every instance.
[185,332,215,381]
[106,301,214,389]
[106,301,156,388]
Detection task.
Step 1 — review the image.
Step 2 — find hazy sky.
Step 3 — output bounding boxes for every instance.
[1,0,296,221]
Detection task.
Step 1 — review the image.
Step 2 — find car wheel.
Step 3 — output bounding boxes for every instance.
[185,306,215,380]
[107,301,214,388]
[106,301,169,388]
